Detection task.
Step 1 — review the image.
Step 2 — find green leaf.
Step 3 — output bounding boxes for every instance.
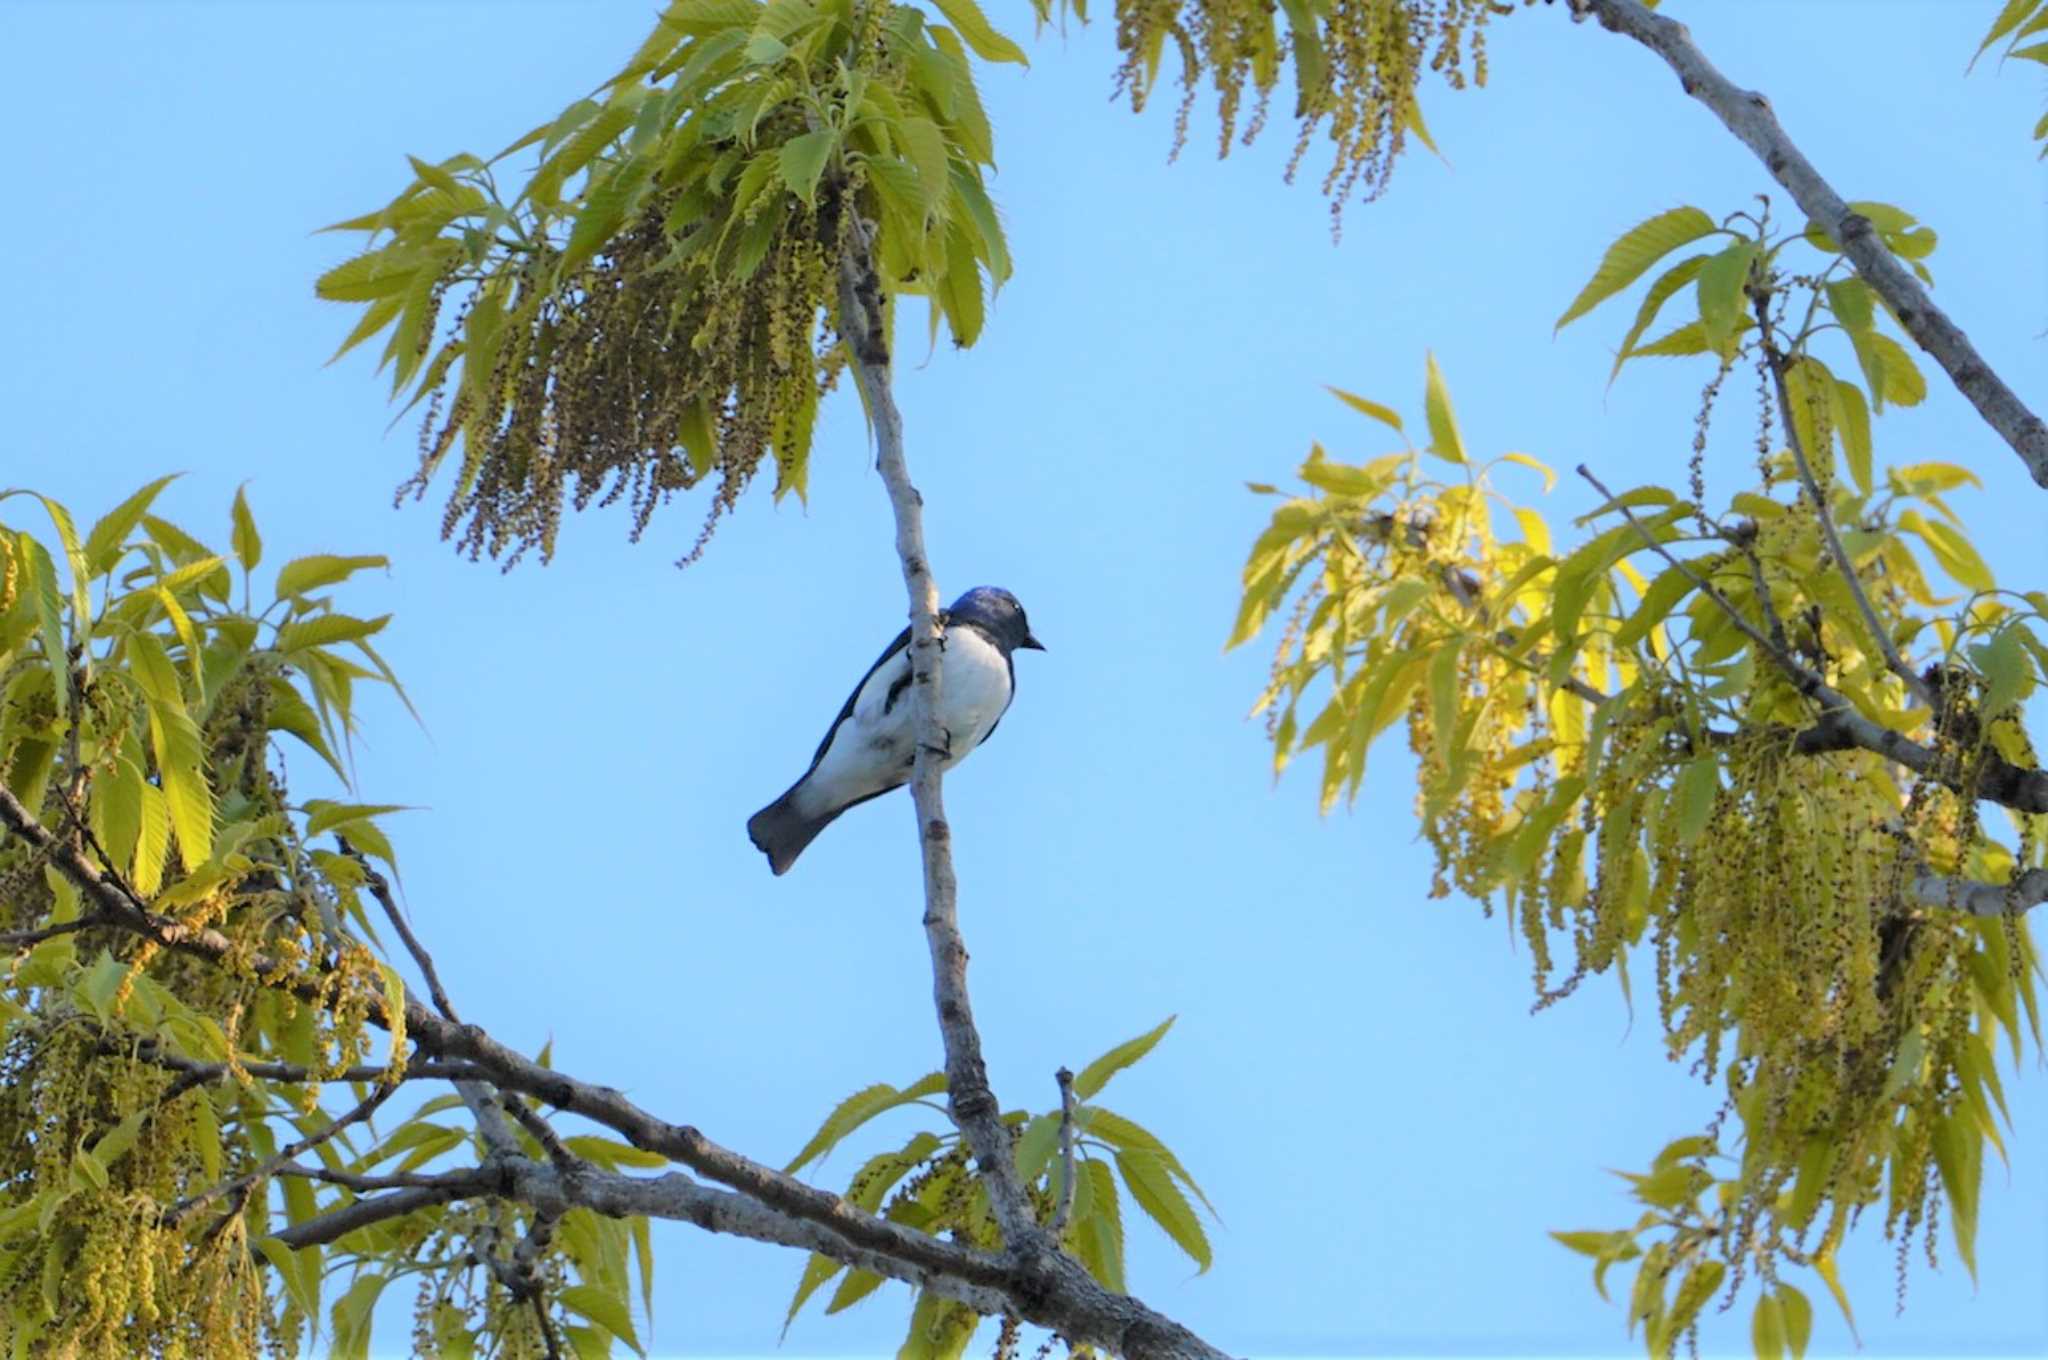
[1614,561,1698,650]
[1673,754,1719,846]
[1811,1248,1858,1343]
[1897,509,1994,592]
[88,1108,151,1170]
[275,613,391,653]
[783,1253,844,1333]
[1781,355,1836,485]
[1611,253,1708,382]
[22,540,71,720]
[1975,628,2033,717]
[1074,1157,1126,1292]
[560,153,655,278]
[1778,1284,1814,1360]
[1326,386,1404,434]
[274,554,389,601]
[303,800,410,840]
[777,129,836,207]
[1631,319,1711,358]
[557,1283,644,1356]
[1825,278,1874,333]
[230,486,262,573]
[783,1072,946,1173]
[1695,239,1756,356]
[1422,351,1464,465]
[257,1237,323,1331]
[330,1273,390,1360]
[1975,0,2042,61]
[898,116,951,218]
[824,1265,886,1314]
[1867,332,1926,407]
[1114,1148,1210,1271]
[1830,378,1872,495]
[1930,1108,1982,1281]
[1073,1015,1175,1100]
[83,475,180,576]
[1556,206,1718,331]
[1080,1107,1214,1212]
[925,0,1028,65]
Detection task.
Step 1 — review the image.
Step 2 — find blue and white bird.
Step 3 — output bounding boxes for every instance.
[747,586,1045,875]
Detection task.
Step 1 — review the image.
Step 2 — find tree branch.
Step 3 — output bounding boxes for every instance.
[1578,0,2048,488]
[1575,465,2048,819]
[1049,1068,1079,1240]
[0,783,1238,1358]
[831,205,1035,1243]
[1908,866,2048,918]
[1753,296,1936,709]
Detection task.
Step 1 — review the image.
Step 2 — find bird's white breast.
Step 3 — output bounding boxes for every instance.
[803,623,1014,810]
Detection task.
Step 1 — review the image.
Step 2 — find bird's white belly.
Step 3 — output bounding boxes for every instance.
[803,624,1014,809]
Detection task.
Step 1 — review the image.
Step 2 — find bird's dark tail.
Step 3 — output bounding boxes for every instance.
[746,790,838,876]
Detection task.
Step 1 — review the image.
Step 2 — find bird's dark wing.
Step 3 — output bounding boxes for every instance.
[803,623,913,774]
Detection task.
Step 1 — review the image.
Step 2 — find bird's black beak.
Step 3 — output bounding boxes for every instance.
[1021,634,1046,651]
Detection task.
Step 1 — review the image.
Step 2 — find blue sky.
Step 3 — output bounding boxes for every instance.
[6,1,2046,1355]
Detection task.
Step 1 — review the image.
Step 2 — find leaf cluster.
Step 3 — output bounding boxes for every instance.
[1038,0,1518,233]
[781,1017,1212,1358]
[1230,201,2047,1352]
[1974,0,2048,157]
[0,484,649,1359]
[318,0,1019,567]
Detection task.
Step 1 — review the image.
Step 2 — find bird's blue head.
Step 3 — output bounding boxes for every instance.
[949,586,1045,655]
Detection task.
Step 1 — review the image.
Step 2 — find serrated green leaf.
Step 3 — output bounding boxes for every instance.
[1673,754,1719,846]
[558,1282,643,1355]
[257,1237,323,1331]
[1778,1283,1813,1360]
[1611,253,1708,382]
[330,1272,390,1360]
[777,129,836,207]
[1422,352,1464,464]
[1115,1148,1210,1271]
[783,1073,946,1173]
[1556,206,1718,331]
[230,486,262,574]
[84,475,180,577]
[1696,239,1756,356]
[275,613,390,653]
[926,0,1027,64]
[274,555,389,601]
[783,1252,843,1332]
[1073,1015,1174,1100]
[1830,378,1872,495]
[1326,386,1404,433]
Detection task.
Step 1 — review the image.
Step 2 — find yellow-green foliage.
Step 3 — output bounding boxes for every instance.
[1973,0,2048,157]
[1056,0,1516,227]
[783,1018,1211,1359]
[1234,201,2046,1354]
[0,483,653,1358]
[318,0,1019,567]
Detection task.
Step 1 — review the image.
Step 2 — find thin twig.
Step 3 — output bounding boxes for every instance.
[168,1078,400,1226]
[340,833,459,1022]
[1577,465,1800,678]
[1752,298,1936,709]
[1578,0,2048,488]
[500,1093,580,1175]
[1,915,110,949]
[1049,1068,1079,1240]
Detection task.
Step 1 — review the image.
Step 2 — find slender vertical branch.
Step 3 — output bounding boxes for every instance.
[1049,1068,1079,1239]
[832,200,1035,1244]
[1577,0,2048,488]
